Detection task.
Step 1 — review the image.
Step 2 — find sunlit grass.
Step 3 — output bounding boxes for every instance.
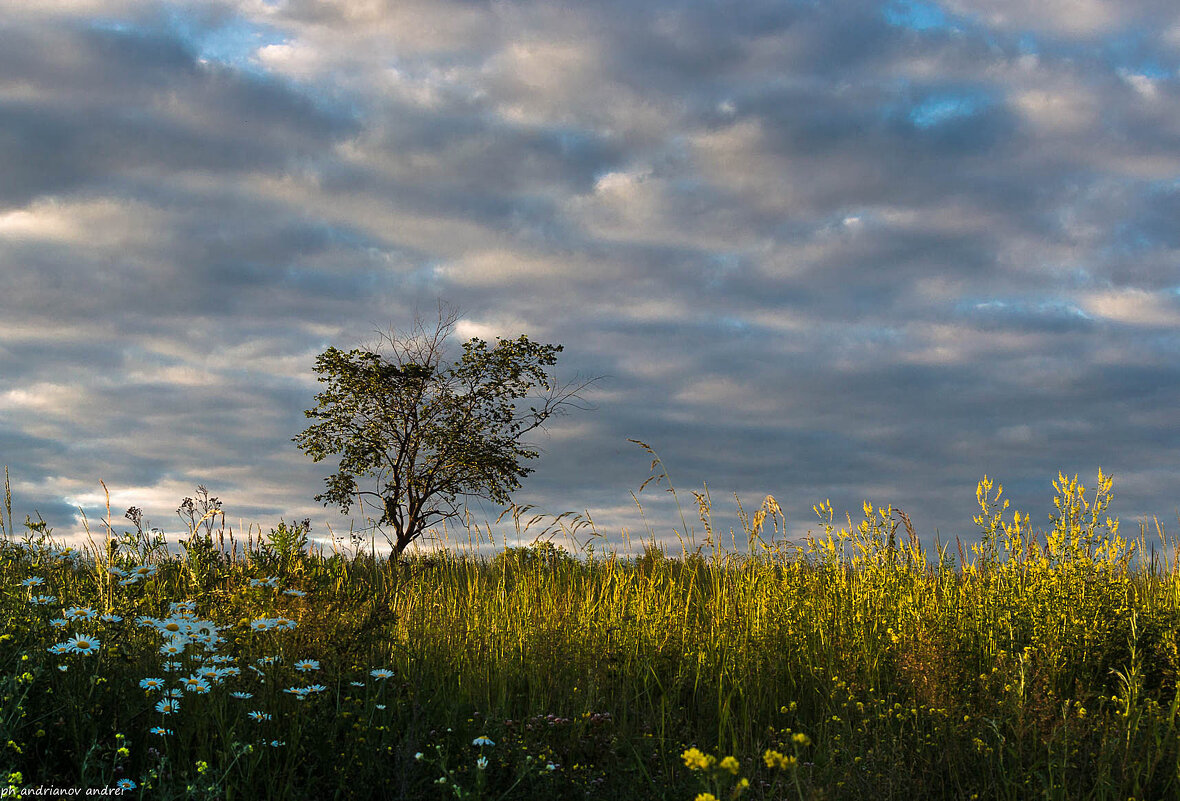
[2,466,1179,799]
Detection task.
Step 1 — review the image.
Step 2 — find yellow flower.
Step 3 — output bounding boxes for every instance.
[719,755,739,775]
[762,749,797,770]
[693,795,718,801]
[791,732,811,747]
[682,747,715,771]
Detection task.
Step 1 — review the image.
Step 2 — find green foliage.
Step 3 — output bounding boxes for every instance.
[256,520,312,575]
[490,542,573,574]
[2,470,1180,799]
[294,310,588,556]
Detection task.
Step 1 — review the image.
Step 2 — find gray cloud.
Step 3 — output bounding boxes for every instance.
[0,19,354,207]
[2,0,1179,551]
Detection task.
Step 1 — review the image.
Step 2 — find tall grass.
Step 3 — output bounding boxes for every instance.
[2,465,1179,799]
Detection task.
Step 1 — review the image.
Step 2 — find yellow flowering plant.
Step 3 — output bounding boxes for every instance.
[681,748,749,800]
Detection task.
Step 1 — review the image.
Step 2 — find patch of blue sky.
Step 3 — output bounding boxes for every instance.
[87,18,134,35]
[1017,34,1039,56]
[161,9,364,123]
[1100,30,1175,80]
[165,10,287,73]
[882,0,956,33]
[1129,62,1172,80]
[960,298,1091,321]
[908,92,988,129]
[1107,226,1160,255]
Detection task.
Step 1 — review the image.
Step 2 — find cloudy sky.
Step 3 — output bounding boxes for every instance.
[3,0,1180,552]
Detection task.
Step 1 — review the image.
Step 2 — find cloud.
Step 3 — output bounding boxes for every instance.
[1081,288,1180,326]
[0,18,354,209]
[2,0,1180,550]
[944,0,1122,36]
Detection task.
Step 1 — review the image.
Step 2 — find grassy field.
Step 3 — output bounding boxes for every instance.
[2,469,1179,800]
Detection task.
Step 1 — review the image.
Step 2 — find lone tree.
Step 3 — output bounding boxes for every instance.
[294,306,594,557]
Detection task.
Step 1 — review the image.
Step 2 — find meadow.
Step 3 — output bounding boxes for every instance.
[2,467,1179,800]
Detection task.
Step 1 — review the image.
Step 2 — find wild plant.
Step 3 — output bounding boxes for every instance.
[0,470,1178,799]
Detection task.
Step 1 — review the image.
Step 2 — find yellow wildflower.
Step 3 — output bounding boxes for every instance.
[719,755,739,775]
[763,749,797,770]
[682,747,715,771]
[694,794,718,801]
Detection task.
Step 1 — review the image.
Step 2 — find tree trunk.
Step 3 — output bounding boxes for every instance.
[389,519,419,561]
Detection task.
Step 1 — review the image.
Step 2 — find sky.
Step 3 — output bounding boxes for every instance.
[2,0,1180,554]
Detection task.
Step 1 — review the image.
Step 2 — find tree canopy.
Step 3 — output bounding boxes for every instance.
[294,308,593,556]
